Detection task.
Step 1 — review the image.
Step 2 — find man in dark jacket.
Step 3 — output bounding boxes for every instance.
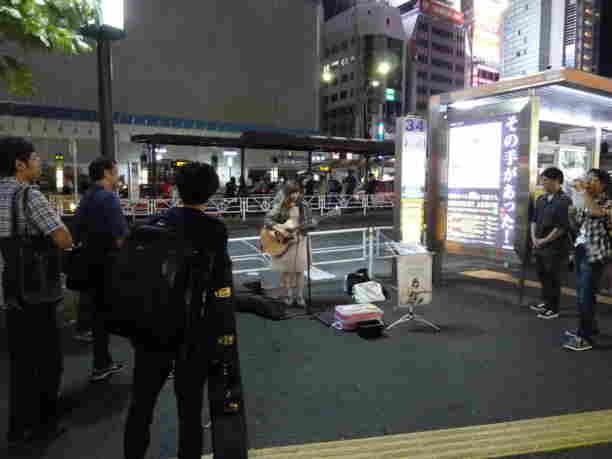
[530,167,572,320]
[73,158,128,382]
[124,163,238,459]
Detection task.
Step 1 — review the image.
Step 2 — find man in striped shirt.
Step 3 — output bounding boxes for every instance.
[0,137,73,448]
[564,169,612,351]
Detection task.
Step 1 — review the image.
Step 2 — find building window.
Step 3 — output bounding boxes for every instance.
[432,58,453,70]
[430,73,452,84]
[350,72,355,80]
[350,89,354,97]
[417,71,428,80]
[432,42,453,55]
[341,40,348,51]
[323,96,329,105]
[341,74,348,83]
[340,90,347,100]
[417,54,428,63]
[331,94,338,103]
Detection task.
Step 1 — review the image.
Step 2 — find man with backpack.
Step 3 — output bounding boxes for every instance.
[0,137,73,447]
[73,157,127,382]
[122,162,246,459]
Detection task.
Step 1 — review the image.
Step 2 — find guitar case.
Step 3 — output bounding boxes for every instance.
[208,318,249,458]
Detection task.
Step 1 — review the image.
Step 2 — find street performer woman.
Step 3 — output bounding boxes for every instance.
[264,182,315,307]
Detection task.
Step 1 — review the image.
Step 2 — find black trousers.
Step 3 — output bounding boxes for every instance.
[124,342,210,459]
[6,303,63,438]
[89,257,114,370]
[535,251,566,313]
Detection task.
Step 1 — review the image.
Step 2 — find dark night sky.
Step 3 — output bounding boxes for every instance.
[600,1,612,78]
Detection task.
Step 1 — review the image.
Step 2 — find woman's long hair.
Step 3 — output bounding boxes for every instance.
[280,182,302,211]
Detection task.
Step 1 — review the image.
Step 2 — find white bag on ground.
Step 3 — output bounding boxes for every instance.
[353,281,386,303]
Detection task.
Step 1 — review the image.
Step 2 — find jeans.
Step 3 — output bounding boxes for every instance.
[124,343,210,459]
[6,303,63,438]
[76,290,94,333]
[535,251,566,313]
[575,244,604,339]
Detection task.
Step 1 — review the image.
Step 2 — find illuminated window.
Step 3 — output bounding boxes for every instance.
[583,65,592,72]
[585,19,592,26]
[584,31,592,38]
[583,54,592,61]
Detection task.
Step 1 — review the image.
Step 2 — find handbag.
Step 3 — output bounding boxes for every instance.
[0,186,63,307]
[64,244,92,291]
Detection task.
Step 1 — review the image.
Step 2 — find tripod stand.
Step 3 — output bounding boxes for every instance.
[385,291,440,331]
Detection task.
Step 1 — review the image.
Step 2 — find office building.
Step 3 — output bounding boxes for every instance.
[0,0,321,187]
[320,0,406,138]
[400,0,467,113]
[502,0,600,78]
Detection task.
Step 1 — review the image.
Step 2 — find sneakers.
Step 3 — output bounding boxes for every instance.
[564,328,600,338]
[563,335,593,352]
[537,309,559,319]
[295,296,307,307]
[530,303,547,312]
[284,296,294,306]
[90,362,125,382]
[73,330,94,343]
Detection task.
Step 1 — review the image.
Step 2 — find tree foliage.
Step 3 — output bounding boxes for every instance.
[0,0,97,96]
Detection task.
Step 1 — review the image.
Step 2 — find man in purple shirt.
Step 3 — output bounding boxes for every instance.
[74,158,128,381]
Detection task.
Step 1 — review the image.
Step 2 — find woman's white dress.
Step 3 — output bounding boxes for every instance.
[270,206,307,273]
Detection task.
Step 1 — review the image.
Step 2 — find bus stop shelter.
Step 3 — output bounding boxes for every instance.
[131,131,394,195]
[426,68,612,285]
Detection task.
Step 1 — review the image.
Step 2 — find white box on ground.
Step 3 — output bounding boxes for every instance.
[396,247,432,307]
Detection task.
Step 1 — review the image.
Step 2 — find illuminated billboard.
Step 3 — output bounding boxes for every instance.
[447,114,519,250]
[470,0,508,67]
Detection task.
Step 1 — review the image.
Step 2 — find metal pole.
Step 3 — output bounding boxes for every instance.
[368,227,375,279]
[240,147,245,182]
[69,138,78,202]
[97,38,115,160]
[308,151,313,173]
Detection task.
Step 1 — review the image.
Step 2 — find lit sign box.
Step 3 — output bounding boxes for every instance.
[94,0,124,31]
[420,0,464,25]
[397,117,427,243]
[447,114,519,250]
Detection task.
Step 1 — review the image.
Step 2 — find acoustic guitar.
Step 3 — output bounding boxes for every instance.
[260,207,341,257]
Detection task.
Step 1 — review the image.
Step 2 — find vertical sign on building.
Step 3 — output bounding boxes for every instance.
[396,116,427,243]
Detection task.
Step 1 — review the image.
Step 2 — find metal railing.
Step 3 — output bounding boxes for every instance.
[229,225,394,276]
[52,193,395,219]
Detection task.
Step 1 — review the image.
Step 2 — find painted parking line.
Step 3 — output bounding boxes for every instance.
[461,269,612,305]
[185,409,612,459]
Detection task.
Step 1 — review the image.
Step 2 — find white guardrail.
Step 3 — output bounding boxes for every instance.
[228,226,396,276]
[51,193,395,219]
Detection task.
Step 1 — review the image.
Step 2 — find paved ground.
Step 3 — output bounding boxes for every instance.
[3,211,612,458]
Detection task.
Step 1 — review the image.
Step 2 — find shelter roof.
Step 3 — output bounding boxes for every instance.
[131,131,395,156]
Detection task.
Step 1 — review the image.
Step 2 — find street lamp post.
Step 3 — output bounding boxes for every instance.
[81,1,125,160]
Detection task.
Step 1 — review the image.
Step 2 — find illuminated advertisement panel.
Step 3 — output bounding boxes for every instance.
[447,114,519,250]
[472,0,507,67]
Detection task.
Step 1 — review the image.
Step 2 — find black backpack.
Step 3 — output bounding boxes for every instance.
[344,268,370,295]
[104,218,213,350]
[0,186,63,308]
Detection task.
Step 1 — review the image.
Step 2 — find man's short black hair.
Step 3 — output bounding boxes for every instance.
[541,167,564,184]
[89,157,117,182]
[175,162,219,205]
[0,136,35,177]
[588,168,611,187]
